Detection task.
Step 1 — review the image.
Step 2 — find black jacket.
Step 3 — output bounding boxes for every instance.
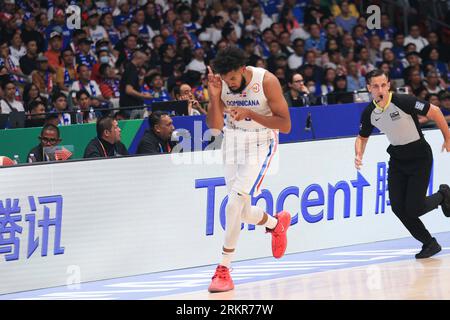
[27,145,48,162]
[83,137,129,159]
[136,130,177,155]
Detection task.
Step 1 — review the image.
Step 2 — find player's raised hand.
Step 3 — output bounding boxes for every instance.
[207,66,222,99]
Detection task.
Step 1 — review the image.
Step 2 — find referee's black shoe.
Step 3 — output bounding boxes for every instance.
[439,184,450,217]
[415,238,441,259]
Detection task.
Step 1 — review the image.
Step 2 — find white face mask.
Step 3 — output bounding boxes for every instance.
[308,86,316,93]
[100,56,109,64]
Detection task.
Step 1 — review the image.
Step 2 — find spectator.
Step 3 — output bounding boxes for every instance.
[56,48,77,92]
[119,50,152,115]
[406,69,427,96]
[288,38,305,70]
[74,89,93,123]
[159,44,177,79]
[335,1,357,34]
[346,61,366,92]
[381,48,404,81]
[27,124,64,162]
[424,71,446,95]
[175,83,207,115]
[98,64,120,105]
[208,16,225,45]
[86,9,109,44]
[320,67,336,97]
[355,47,375,77]
[44,31,63,73]
[404,25,429,53]
[176,35,193,65]
[45,9,72,51]
[71,64,102,99]
[279,5,301,34]
[21,12,45,53]
[221,26,239,47]
[284,72,316,107]
[178,5,200,35]
[166,18,195,46]
[0,80,24,114]
[135,8,156,45]
[141,72,172,106]
[256,28,276,59]
[136,111,176,155]
[100,12,121,46]
[329,75,353,104]
[186,44,207,75]
[304,24,326,53]
[424,48,449,82]
[25,100,47,128]
[22,83,47,112]
[391,33,406,61]
[368,13,396,42]
[84,116,128,158]
[368,34,382,66]
[76,38,97,69]
[49,92,71,126]
[9,31,26,60]
[226,7,243,39]
[0,39,23,79]
[438,91,450,122]
[19,40,39,76]
[421,32,448,66]
[241,37,261,67]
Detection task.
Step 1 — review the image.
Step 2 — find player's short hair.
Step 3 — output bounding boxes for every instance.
[212,46,247,75]
[365,69,390,85]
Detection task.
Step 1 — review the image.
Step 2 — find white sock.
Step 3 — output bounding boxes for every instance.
[220,251,234,268]
[263,213,278,229]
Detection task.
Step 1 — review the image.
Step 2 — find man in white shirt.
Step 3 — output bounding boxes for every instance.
[71,64,103,99]
[186,44,207,75]
[404,25,429,53]
[87,9,109,44]
[288,38,305,70]
[251,6,273,32]
[0,81,24,114]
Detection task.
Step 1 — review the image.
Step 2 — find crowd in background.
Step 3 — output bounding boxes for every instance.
[0,0,449,159]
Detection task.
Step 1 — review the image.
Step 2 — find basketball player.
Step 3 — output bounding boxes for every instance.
[355,69,450,259]
[206,46,292,292]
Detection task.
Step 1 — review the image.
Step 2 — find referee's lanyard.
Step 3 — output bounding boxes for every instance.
[159,142,171,153]
[98,138,115,158]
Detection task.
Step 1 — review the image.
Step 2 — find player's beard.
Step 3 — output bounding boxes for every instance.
[229,76,247,94]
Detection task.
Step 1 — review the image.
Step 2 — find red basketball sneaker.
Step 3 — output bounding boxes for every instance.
[268,211,291,259]
[208,265,234,293]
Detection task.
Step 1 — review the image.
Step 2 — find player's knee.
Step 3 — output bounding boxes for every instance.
[226,191,245,218]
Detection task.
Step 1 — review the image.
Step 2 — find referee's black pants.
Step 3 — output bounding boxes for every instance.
[387,138,444,245]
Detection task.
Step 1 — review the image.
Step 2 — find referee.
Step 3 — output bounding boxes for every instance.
[355,69,450,259]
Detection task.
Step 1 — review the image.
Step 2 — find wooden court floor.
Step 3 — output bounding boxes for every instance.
[160,254,450,300]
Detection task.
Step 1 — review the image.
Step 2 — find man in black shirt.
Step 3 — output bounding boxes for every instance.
[136,111,176,155]
[119,50,153,117]
[19,40,38,75]
[355,69,450,259]
[84,116,129,158]
[27,124,63,162]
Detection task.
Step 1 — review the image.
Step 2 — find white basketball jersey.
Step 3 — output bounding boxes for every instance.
[221,66,272,131]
